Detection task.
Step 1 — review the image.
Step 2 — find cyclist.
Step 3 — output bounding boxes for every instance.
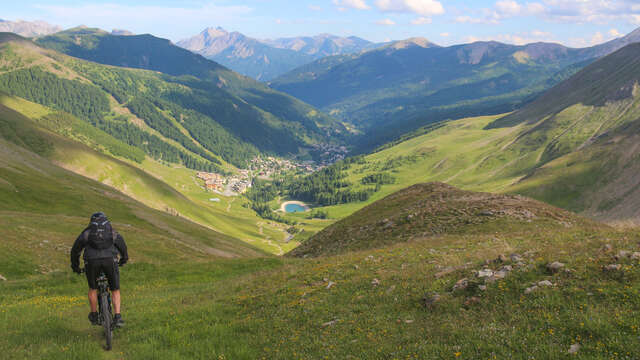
[71,212,129,327]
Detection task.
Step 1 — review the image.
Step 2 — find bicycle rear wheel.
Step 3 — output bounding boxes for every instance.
[100,293,113,350]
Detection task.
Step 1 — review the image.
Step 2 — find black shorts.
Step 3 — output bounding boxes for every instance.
[85,258,120,291]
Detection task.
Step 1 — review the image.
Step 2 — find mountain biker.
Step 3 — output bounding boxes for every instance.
[70,212,129,328]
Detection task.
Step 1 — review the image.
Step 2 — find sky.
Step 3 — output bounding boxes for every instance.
[3,0,640,47]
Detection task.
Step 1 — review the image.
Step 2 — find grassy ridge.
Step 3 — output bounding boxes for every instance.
[0,96,294,257]
[2,208,639,358]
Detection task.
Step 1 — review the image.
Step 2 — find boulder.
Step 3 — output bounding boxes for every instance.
[0,274,6,281]
[477,269,494,278]
[326,281,336,289]
[568,343,580,354]
[464,296,481,306]
[604,264,622,271]
[452,278,469,292]
[524,285,538,294]
[547,262,565,273]
[538,280,553,287]
[615,251,630,260]
[631,252,640,260]
[492,270,509,280]
[322,319,339,327]
[422,293,441,308]
[497,254,508,263]
[510,253,523,262]
[371,278,380,287]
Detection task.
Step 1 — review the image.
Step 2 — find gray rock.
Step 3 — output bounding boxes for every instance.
[322,319,339,327]
[568,343,580,354]
[422,293,441,308]
[538,280,553,287]
[604,264,622,271]
[464,296,481,306]
[524,285,538,294]
[371,278,380,286]
[452,278,469,291]
[477,269,494,278]
[500,265,513,272]
[493,270,508,279]
[510,253,523,262]
[615,250,630,260]
[0,274,6,281]
[631,252,640,260]
[547,262,565,273]
[497,254,508,263]
[326,281,336,289]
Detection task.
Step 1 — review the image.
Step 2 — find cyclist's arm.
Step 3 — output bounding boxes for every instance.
[70,230,87,270]
[114,232,129,264]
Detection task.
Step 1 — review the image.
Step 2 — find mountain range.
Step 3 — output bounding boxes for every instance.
[0,19,61,37]
[177,27,378,81]
[31,28,347,160]
[271,27,640,150]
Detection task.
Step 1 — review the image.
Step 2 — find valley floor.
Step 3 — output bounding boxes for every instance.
[2,224,640,359]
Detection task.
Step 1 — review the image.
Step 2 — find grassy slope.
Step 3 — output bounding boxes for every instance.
[2,199,639,358]
[297,45,640,225]
[290,182,588,257]
[0,105,267,280]
[0,94,297,255]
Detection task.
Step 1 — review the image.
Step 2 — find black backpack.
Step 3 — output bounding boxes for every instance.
[84,213,116,250]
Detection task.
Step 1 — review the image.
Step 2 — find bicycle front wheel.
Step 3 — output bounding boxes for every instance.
[100,292,113,350]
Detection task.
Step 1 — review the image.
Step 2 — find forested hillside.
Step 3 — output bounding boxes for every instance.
[36,28,348,153]
[272,28,640,151]
[0,32,344,173]
[273,43,640,227]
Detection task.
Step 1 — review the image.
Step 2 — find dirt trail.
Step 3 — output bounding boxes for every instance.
[226,198,235,212]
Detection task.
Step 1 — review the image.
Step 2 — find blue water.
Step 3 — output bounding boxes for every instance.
[285,203,306,213]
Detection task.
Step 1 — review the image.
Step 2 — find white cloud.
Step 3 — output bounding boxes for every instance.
[411,17,432,24]
[376,18,396,25]
[495,1,522,17]
[375,0,444,16]
[535,0,640,25]
[463,30,558,45]
[440,32,450,37]
[308,5,323,11]
[609,28,622,37]
[454,15,498,24]
[333,0,370,10]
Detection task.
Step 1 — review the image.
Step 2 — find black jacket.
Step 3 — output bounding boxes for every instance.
[70,225,129,269]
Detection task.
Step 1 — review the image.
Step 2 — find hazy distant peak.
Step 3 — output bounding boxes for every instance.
[386,37,437,50]
[202,27,228,38]
[111,29,134,36]
[0,19,61,38]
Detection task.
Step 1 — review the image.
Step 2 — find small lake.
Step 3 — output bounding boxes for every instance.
[285,203,307,213]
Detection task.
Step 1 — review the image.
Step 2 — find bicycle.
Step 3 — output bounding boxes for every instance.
[80,268,116,350]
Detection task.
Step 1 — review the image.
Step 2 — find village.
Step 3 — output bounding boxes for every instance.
[196,155,328,196]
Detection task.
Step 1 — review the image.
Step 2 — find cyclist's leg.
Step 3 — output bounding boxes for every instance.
[85,261,99,312]
[103,259,121,314]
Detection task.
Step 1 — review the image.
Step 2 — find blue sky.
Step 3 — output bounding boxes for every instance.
[4,0,640,46]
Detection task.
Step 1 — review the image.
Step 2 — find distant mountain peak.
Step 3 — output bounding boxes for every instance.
[387,37,437,50]
[202,27,228,38]
[111,29,134,36]
[0,19,61,38]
